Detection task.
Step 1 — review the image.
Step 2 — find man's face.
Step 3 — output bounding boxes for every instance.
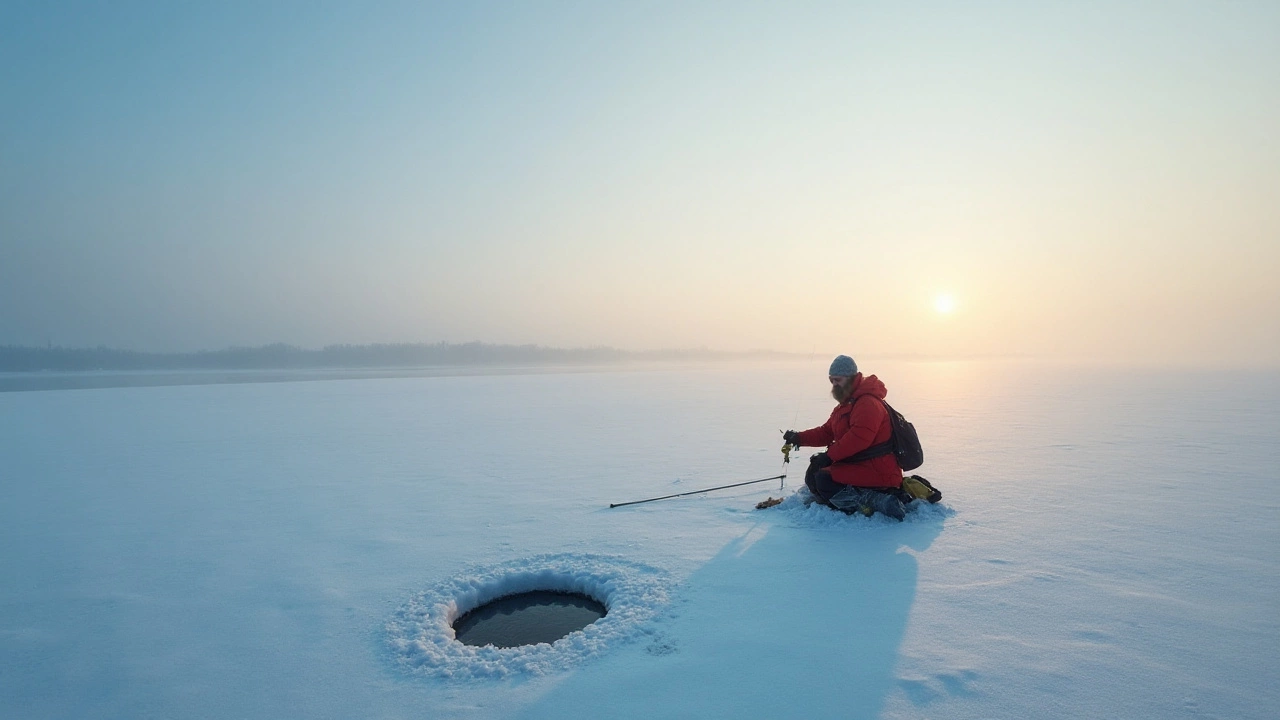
[829,375,852,402]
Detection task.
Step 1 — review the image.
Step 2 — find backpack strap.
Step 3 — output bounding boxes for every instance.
[842,440,894,464]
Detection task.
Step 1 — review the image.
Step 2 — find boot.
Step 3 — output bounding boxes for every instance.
[828,486,906,521]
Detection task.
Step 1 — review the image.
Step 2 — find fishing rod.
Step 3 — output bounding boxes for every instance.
[609,474,786,509]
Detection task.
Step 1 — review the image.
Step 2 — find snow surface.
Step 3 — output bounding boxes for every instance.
[1,360,1277,719]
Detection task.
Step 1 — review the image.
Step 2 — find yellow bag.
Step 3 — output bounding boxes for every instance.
[902,475,942,504]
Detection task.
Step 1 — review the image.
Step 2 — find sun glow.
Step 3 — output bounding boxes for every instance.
[934,294,956,314]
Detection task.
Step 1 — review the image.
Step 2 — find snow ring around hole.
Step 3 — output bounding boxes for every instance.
[385,553,671,680]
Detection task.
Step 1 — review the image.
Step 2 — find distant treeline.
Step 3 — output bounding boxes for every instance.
[0,342,791,372]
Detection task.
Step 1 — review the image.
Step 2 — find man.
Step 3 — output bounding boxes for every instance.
[783,355,908,520]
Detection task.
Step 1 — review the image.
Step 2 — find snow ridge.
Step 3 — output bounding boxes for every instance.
[385,553,671,680]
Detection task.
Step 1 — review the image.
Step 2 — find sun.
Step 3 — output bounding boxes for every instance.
[934,294,956,314]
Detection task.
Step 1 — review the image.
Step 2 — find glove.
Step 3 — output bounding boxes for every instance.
[811,452,832,469]
[782,430,801,445]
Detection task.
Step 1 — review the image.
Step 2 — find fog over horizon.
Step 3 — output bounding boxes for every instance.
[2,2,1277,366]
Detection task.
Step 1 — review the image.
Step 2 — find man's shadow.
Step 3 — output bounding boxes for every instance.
[518,509,944,719]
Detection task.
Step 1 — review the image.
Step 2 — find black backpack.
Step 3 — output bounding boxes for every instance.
[843,398,924,471]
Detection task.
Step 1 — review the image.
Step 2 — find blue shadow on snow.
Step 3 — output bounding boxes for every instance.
[519,510,943,719]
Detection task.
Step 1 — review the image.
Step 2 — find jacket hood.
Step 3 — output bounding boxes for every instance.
[849,373,887,401]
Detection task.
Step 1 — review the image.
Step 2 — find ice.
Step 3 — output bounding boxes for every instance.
[1,360,1277,719]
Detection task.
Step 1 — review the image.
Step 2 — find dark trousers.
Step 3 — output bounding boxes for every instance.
[805,456,906,505]
[804,459,845,504]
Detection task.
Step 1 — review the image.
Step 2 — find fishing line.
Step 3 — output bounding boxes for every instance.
[789,343,817,431]
[777,344,821,487]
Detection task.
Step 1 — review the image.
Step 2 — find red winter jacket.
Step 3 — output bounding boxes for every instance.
[795,373,903,489]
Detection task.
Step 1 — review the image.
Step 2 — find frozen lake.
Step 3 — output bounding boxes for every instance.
[2,360,1277,719]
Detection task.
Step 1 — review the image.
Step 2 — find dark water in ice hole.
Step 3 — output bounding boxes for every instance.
[452,591,607,648]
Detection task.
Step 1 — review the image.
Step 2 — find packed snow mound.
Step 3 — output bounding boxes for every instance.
[386,553,671,680]
[765,489,955,529]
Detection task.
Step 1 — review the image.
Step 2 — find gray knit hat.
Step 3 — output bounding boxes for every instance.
[828,355,857,377]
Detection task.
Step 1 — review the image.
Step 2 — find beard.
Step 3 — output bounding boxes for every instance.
[831,381,852,403]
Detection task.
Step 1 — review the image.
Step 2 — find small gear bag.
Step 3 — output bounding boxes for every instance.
[901,474,942,504]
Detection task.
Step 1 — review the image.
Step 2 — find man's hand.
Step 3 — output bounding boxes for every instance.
[782,430,801,445]
[811,452,832,469]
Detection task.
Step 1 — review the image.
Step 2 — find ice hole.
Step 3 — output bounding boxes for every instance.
[389,555,671,679]
[452,590,607,648]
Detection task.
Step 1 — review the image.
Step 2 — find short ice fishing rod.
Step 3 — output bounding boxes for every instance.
[609,474,786,509]
[608,436,797,509]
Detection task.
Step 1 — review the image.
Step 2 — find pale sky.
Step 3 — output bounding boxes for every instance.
[2,1,1277,365]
